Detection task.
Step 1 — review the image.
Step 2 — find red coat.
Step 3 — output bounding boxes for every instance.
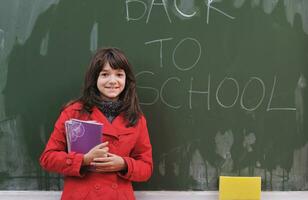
[40,102,153,200]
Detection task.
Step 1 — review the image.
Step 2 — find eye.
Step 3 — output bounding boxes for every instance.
[117,73,125,77]
[100,72,108,77]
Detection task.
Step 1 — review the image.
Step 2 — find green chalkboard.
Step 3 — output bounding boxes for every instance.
[0,0,307,191]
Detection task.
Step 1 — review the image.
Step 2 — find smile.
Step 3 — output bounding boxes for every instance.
[105,87,119,89]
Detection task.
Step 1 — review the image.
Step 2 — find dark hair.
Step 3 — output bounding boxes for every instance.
[78,47,142,127]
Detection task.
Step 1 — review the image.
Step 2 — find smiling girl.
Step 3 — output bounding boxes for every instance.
[40,48,153,200]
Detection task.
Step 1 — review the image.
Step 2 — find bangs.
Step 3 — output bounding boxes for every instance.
[103,51,128,71]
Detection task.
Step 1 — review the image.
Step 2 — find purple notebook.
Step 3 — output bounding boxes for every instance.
[65,119,103,154]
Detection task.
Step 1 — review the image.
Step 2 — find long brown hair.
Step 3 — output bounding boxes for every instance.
[78,47,142,127]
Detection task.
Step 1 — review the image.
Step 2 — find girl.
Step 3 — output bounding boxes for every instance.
[40,48,153,200]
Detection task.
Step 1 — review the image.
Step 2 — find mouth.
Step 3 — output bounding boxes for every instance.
[105,87,119,89]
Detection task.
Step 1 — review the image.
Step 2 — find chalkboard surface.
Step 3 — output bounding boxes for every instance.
[0,0,307,191]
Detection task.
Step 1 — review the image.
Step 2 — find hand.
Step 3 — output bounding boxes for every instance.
[90,153,127,173]
[82,142,109,166]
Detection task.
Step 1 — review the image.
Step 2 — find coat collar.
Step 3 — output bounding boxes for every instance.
[91,106,134,139]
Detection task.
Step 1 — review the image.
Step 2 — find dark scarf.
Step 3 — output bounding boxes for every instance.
[96,100,122,123]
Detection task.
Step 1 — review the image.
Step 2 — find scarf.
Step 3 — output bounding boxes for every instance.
[96,100,123,123]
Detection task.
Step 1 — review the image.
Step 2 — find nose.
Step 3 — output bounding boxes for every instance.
[108,75,117,84]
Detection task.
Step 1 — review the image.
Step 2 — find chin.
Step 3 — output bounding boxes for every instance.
[106,94,119,99]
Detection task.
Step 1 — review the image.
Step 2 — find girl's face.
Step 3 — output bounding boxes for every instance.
[97,62,126,101]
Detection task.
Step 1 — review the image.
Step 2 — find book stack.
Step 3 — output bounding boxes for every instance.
[65,119,103,154]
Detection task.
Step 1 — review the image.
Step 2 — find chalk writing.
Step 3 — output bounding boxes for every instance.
[145,37,202,70]
[126,0,236,24]
[174,0,197,18]
[145,38,173,67]
[172,37,202,71]
[267,76,296,111]
[160,77,182,109]
[216,77,239,108]
[135,71,159,105]
[137,72,296,112]
[189,75,211,110]
[206,0,235,24]
[240,77,265,111]
[126,0,147,21]
[147,0,172,23]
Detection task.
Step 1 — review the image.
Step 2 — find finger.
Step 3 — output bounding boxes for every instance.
[92,148,108,156]
[95,168,116,173]
[93,157,112,162]
[94,168,113,173]
[91,161,112,167]
[94,165,117,172]
[95,141,109,149]
[107,152,116,157]
[97,147,109,154]
[100,141,109,148]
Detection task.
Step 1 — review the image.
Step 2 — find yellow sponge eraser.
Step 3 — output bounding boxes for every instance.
[219,176,261,200]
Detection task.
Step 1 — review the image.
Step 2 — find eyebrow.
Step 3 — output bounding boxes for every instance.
[101,69,124,72]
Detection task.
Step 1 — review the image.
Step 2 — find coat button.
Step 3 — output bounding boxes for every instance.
[94,184,101,190]
[111,183,118,189]
[66,158,72,165]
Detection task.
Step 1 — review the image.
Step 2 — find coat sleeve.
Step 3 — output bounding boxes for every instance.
[39,109,84,177]
[118,116,153,182]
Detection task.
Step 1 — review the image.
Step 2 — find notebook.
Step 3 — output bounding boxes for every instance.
[65,119,103,154]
